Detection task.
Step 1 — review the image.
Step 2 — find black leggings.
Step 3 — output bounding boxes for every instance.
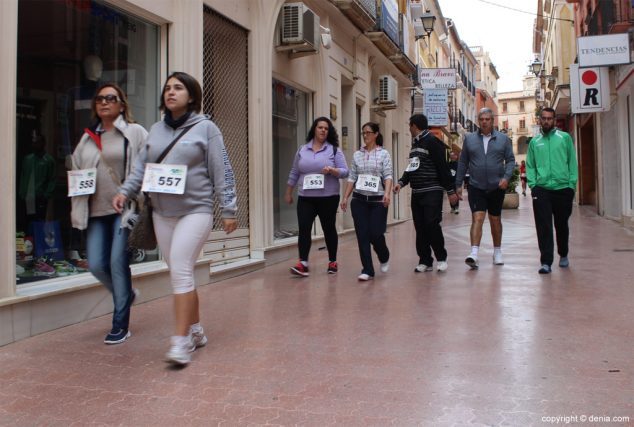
[296,195,340,262]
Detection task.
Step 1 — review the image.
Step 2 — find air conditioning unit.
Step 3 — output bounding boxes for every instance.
[378,75,398,105]
[279,3,320,53]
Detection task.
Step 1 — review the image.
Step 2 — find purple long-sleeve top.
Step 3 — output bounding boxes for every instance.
[287,140,349,197]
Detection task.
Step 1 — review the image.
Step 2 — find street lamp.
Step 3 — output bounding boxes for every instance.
[414,12,436,41]
[530,57,542,77]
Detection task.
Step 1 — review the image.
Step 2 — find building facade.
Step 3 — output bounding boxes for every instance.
[498,76,539,162]
[472,46,500,128]
[534,0,634,226]
[2,0,437,345]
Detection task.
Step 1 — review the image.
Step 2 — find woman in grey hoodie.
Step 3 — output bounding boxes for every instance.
[113,72,237,366]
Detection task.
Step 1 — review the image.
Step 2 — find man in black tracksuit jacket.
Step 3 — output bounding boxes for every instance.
[394,114,458,272]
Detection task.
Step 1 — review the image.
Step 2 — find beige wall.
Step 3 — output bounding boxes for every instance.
[1,0,418,344]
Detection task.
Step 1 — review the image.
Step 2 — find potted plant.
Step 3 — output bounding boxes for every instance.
[502,167,520,209]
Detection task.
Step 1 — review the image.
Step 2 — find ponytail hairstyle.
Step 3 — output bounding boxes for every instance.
[362,121,383,146]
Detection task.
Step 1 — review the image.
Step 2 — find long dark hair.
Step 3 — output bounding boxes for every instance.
[362,121,383,146]
[159,71,203,114]
[306,116,339,148]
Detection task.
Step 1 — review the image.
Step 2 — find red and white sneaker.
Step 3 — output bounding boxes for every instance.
[290,262,309,277]
[327,261,338,274]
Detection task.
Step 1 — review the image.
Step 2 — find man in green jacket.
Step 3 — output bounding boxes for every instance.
[526,107,578,274]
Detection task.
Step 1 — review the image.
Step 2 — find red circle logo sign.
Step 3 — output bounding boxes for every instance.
[582,70,598,85]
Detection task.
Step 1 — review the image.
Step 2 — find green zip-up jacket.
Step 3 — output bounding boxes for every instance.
[526,128,578,190]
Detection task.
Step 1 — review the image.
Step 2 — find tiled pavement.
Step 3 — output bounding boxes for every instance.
[1,196,633,426]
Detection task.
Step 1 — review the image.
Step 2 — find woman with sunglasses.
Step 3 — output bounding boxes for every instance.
[70,83,148,344]
[113,72,237,366]
[340,122,392,281]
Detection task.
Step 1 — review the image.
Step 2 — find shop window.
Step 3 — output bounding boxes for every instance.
[15,0,160,284]
[272,80,309,240]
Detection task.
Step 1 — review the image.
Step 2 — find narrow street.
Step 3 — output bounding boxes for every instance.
[1,196,633,426]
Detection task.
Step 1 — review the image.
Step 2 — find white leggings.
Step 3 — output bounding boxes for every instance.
[153,212,213,294]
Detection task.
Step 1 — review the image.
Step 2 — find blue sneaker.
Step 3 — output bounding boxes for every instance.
[538,265,552,274]
[104,329,131,344]
[559,257,569,268]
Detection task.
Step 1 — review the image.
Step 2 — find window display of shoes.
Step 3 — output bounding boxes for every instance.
[33,259,56,276]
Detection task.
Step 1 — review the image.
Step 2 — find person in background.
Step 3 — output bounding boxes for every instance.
[526,107,578,274]
[340,122,392,281]
[394,114,458,273]
[113,72,237,365]
[285,117,348,277]
[520,160,527,196]
[20,132,56,222]
[71,83,147,344]
[448,151,460,214]
[455,107,515,269]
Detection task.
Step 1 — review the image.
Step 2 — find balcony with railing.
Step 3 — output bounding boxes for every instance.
[330,0,377,32]
[587,0,633,35]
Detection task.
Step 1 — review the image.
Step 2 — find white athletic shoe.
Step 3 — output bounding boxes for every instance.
[357,273,373,281]
[165,336,195,366]
[436,261,448,272]
[415,264,433,272]
[380,262,390,273]
[493,252,504,265]
[190,328,208,348]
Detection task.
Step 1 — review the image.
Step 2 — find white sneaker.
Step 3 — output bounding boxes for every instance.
[493,252,504,265]
[465,255,479,269]
[380,262,390,273]
[357,273,373,281]
[190,328,208,348]
[437,261,448,272]
[165,335,195,365]
[415,264,433,272]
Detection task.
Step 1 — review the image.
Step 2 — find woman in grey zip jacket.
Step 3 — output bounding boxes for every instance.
[71,83,148,345]
[113,72,237,366]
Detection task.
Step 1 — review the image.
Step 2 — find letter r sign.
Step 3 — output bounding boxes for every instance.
[570,64,610,113]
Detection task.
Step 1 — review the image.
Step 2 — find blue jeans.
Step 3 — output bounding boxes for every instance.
[87,214,133,331]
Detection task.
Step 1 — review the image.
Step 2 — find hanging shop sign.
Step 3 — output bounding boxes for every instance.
[419,68,457,89]
[578,33,631,67]
[424,89,448,126]
[570,64,610,113]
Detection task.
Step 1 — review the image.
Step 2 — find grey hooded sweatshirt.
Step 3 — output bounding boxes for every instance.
[119,113,237,219]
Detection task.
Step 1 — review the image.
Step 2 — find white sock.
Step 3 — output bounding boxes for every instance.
[172,335,191,346]
[471,246,479,257]
[300,260,308,267]
[494,247,502,255]
[190,323,203,334]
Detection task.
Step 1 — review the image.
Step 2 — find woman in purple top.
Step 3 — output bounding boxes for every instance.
[285,117,349,277]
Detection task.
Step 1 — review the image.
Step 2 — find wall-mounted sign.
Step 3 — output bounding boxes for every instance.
[578,33,631,67]
[570,64,610,113]
[419,68,457,89]
[424,89,448,126]
[380,0,399,46]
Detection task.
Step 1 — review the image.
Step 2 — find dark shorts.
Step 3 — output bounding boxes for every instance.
[467,187,505,216]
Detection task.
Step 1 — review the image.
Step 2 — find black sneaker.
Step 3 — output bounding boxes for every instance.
[538,265,552,274]
[104,329,131,345]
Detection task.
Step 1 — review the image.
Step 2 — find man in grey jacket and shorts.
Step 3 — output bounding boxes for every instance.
[455,108,515,269]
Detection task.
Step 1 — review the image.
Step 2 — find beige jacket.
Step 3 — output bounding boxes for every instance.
[70,116,148,230]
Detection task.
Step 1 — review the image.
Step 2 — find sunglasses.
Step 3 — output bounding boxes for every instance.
[95,94,120,104]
